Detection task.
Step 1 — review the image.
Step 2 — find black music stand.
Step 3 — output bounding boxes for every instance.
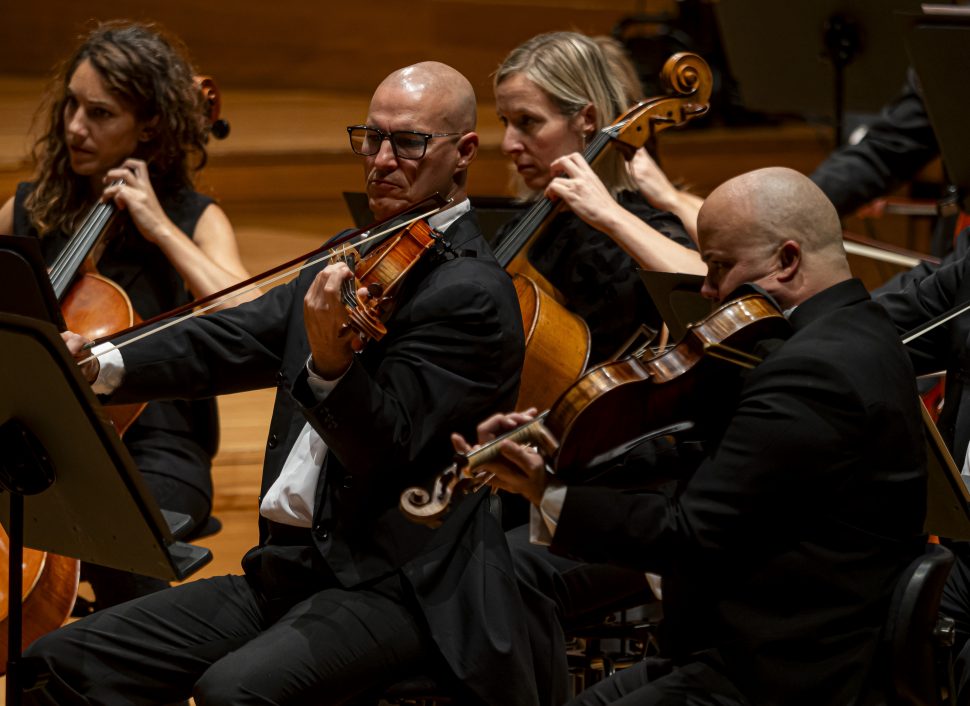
[713,0,922,146]
[0,245,211,704]
[899,9,970,213]
[639,271,709,342]
[0,236,64,329]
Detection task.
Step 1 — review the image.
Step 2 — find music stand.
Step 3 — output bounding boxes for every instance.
[0,248,211,703]
[899,10,970,212]
[713,0,923,145]
[0,236,64,329]
[638,271,710,341]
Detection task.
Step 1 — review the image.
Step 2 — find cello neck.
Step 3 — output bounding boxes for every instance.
[48,185,121,300]
[492,129,614,271]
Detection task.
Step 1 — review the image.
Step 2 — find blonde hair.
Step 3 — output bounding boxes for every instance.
[593,35,644,107]
[494,31,636,197]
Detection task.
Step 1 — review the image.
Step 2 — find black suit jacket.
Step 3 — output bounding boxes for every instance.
[877,234,970,463]
[552,279,927,705]
[110,211,547,705]
[810,68,938,217]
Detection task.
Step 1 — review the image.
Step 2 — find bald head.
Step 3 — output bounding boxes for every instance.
[375,61,477,133]
[696,167,850,307]
[363,62,480,219]
[702,167,843,254]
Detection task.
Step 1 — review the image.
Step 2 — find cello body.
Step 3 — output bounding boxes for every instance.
[513,274,590,411]
[0,545,79,673]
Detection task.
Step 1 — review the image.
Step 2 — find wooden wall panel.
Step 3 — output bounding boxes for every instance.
[0,0,674,93]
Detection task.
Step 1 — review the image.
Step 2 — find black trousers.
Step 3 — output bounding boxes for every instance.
[566,656,748,706]
[24,570,433,706]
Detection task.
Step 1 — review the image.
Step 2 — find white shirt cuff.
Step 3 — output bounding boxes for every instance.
[91,342,124,395]
[305,355,347,401]
[529,480,567,546]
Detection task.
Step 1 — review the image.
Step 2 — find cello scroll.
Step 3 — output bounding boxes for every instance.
[605,52,713,159]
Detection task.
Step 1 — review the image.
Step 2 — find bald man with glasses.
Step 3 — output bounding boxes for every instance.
[24,62,542,706]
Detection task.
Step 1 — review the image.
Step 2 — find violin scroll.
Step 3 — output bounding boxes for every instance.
[401,414,558,526]
[400,464,476,528]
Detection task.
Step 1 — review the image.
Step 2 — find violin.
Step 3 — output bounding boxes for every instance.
[338,218,442,348]
[76,196,451,366]
[399,292,791,527]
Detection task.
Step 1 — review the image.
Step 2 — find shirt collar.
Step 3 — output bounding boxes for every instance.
[428,197,471,233]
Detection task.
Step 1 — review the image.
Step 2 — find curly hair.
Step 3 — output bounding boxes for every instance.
[26,20,209,236]
[494,31,636,198]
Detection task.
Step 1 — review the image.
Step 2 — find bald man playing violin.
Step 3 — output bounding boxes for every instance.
[462,167,928,706]
[24,62,541,706]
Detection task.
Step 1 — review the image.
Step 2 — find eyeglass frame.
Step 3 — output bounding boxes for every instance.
[346,125,465,161]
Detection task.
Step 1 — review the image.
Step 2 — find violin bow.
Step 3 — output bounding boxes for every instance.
[78,194,450,364]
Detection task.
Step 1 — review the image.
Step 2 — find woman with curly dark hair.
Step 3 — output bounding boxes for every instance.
[0,20,255,610]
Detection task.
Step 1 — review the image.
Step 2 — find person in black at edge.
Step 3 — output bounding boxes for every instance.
[0,21,257,610]
[876,230,970,706]
[467,166,928,706]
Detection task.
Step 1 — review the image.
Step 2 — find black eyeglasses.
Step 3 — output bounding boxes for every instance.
[346,125,463,160]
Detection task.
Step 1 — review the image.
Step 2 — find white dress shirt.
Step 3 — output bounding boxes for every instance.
[92,199,472,528]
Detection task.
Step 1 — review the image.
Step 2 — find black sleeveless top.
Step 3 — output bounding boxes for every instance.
[13,182,220,497]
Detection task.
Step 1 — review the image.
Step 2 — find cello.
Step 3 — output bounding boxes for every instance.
[400,292,792,526]
[499,52,713,411]
[0,74,230,671]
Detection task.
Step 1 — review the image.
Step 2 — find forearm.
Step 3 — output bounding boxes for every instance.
[657,191,702,245]
[595,203,705,274]
[108,280,293,402]
[305,276,522,477]
[150,223,258,308]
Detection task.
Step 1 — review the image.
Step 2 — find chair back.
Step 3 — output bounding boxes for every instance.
[885,543,955,706]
